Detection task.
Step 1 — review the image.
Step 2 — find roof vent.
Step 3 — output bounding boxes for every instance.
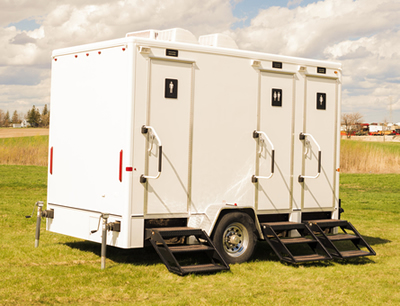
[157,28,198,44]
[198,33,238,49]
[126,28,198,44]
[126,30,159,39]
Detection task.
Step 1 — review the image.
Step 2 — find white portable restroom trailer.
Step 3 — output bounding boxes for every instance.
[47,28,375,275]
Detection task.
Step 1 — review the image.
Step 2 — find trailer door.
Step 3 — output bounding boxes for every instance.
[255,70,296,213]
[300,75,339,211]
[143,58,194,216]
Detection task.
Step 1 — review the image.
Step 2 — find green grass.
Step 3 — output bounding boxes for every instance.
[1,165,399,305]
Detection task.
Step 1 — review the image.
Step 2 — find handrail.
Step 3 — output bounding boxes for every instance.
[252,130,275,183]
[299,132,321,182]
[140,125,162,183]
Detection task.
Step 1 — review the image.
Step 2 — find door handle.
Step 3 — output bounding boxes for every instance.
[140,125,162,183]
[252,130,275,183]
[298,132,321,182]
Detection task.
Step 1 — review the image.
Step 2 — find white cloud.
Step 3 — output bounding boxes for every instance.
[288,0,303,7]
[0,0,235,113]
[0,75,51,115]
[232,0,400,122]
[324,28,400,121]
[1,0,400,122]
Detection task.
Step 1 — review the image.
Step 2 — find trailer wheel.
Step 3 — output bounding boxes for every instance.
[212,212,257,264]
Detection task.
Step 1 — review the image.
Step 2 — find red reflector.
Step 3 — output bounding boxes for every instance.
[126,167,133,172]
[75,55,78,58]
[98,51,101,55]
[122,48,126,51]
[54,58,57,61]
[119,150,123,182]
[86,53,89,56]
[50,147,53,175]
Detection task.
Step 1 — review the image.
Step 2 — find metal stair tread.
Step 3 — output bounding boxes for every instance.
[336,250,372,258]
[306,219,348,227]
[261,221,306,231]
[326,234,359,241]
[180,263,229,274]
[279,237,316,244]
[154,227,196,231]
[167,244,214,253]
[285,254,331,262]
[150,227,204,237]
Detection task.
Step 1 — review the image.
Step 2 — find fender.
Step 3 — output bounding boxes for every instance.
[188,204,264,239]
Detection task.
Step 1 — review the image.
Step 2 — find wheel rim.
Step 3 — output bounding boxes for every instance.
[222,222,249,257]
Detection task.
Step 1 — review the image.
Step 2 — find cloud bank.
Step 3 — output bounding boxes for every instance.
[1,0,399,122]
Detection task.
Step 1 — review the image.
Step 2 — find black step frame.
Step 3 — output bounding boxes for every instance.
[147,227,230,276]
[305,219,376,259]
[261,222,332,264]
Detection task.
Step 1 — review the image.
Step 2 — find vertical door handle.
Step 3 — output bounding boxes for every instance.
[140,125,162,183]
[252,130,275,183]
[298,132,321,182]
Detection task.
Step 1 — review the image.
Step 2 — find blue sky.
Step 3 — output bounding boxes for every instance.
[1,0,400,123]
[231,0,318,28]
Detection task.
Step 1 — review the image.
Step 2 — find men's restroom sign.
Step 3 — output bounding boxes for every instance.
[272,88,282,107]
[316,92,326,110]
[165,78,178,99]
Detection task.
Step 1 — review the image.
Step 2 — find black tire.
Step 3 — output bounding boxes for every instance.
[212,212,257,264]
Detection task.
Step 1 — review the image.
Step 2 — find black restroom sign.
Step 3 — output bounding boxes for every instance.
[316,93,326,110]
[272,88,282,107]
[165,79,178,99]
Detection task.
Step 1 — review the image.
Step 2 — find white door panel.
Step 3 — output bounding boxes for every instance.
[145,60,193,215]
[257,72,294,212]
[302,77,338,210]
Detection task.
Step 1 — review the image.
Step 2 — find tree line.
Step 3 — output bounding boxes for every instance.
[0,105,50,128]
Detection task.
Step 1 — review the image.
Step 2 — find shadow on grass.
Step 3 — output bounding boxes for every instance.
[64,241,234,276]
[64,241,161,266]
[64,234,386,269]
[363,235,391,246]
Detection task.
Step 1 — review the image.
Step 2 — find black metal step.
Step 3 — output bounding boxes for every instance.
[150,227,204,237]
[284,254,329,263]
[305,219,376,259]
[261,222,332,264]
[165,245,215,253]
[340,250,372,258]
[147,227,230,276]
[180,263,229,274]
[264,221,307,231]
[280,237,316,245]
[325,234,358,241]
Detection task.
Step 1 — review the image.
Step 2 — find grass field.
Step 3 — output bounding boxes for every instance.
[0,135,48,166]
[0,165,399,305]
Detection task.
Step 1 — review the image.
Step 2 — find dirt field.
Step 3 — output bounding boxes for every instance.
[0,128,49,138]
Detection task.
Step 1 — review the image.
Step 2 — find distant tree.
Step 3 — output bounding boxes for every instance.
[4,111,10,127]
[0,109,4,127]
[40,104,50,127]
[42,104,49,116]
[341,112,364,138]
[12,110,20,123]
[27,105,41,127]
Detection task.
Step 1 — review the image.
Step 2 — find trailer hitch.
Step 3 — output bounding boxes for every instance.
[25,201,54,248]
